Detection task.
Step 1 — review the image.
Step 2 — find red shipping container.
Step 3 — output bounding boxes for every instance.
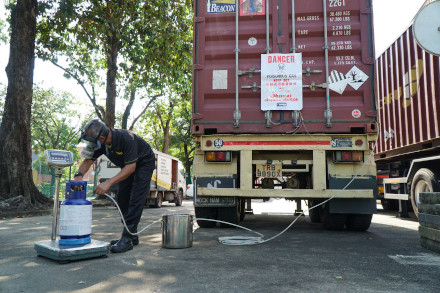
[375,25,440,160]
[192,0,376,135]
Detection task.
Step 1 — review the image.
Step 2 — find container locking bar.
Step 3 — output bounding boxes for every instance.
[303,82,327,91]
[291,0,296,53]
[303,67,322,76]
[238,68,261,78]
[323,0,332,128]
[234,0,241,128]
[241,82,261,92]
[265,0,271,53]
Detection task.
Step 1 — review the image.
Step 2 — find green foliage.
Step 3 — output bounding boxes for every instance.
[137,92,195,174]
[138,98,173,152]
[0,18,7,43]
[3,0,196,177]
[31,85,83,160]
[36,0,194,129]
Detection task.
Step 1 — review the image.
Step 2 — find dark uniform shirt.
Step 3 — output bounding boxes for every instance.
[91,128,154,168]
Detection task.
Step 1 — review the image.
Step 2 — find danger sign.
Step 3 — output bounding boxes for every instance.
[261,53,303,111]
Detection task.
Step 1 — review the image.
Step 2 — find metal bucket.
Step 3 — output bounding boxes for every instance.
[162,214,193,249]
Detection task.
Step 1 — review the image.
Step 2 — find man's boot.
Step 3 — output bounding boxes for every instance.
[110,224,136,253]
[110,224,138,246]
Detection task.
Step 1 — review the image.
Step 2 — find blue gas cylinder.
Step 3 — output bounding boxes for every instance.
[59,181,92,245]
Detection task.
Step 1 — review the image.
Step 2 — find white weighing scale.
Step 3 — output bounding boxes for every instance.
[34,149,109,263]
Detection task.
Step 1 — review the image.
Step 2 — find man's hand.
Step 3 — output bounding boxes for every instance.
[93,180,112,196]
[93,163,135,196]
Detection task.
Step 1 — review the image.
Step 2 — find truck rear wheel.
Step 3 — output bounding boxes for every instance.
[320,204,346,230]
[346,214,373,231]
[380,199,399,211]
[175,190,183,206]
[308,200,323,223]
[153,193,162,208]
[195,207,217,228]
[239,199,245,221]
[411,168,440,217]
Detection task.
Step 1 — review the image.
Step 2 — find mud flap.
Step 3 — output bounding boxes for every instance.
[328,176,378,214]
[329,198,377,214]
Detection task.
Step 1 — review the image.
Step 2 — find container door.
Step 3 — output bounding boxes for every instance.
[193,0,376,135]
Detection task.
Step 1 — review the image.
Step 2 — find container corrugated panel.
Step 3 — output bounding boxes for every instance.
[375,25,440,160]
[192,0,376,135]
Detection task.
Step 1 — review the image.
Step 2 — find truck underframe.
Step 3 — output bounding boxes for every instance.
[193,133,378,231]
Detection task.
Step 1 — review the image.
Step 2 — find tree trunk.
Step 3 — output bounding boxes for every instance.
[105,33,119,128]
[183,143,193,179]
[162,121,171,154]
[160,101,174,154]
[122,88,136,129]
[0,0,50,206]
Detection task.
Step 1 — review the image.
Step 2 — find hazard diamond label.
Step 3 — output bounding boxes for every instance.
[328,70,348,94]
[347,66,369,90]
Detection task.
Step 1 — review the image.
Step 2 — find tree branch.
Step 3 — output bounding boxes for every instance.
[129,93,162,130]
[49,60,105,120]
[122,88,136,129]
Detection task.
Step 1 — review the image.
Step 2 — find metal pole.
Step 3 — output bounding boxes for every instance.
[291,0,301,127]
[234,0,241,128]
[51,169,63,241]
[265,0,271,53]
[264,0,271,127]
[323,0,332,127]
[291,0,296,53]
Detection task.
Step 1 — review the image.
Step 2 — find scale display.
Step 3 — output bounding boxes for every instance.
[44,149,74,168]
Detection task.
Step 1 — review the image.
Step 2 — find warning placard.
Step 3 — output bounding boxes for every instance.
[347,65,369,90]
[240,0,265,16]
[261,53,303,111]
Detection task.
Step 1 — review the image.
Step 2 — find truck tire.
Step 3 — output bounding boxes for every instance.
[239,199,245,222]
[308,200,322,223]
[175,190,183,206]
[380,199,399,211]
[320,204,346,230]
[195,207,217,228]
[153,193,163,208]
[218,206,240,228]
[411,168,440,217]
[346,214,373,231]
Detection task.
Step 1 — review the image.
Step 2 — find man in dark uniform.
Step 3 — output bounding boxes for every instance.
[75,119,155,253]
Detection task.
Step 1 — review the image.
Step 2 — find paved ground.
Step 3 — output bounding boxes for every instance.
[1,199,440,293]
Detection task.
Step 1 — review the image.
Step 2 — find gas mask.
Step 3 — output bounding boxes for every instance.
[80,142,95,159]
[79,137,102,159]
[82,136,102,151]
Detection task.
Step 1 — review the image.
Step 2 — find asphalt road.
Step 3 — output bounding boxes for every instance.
[1,199,440,293]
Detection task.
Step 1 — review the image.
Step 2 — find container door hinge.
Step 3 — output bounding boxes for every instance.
[364,58,375,65]
[193,64,204,70]
[194,17,205,23]
[361,8,372,15]
[366,110,377,117]
[192,113,204,120]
